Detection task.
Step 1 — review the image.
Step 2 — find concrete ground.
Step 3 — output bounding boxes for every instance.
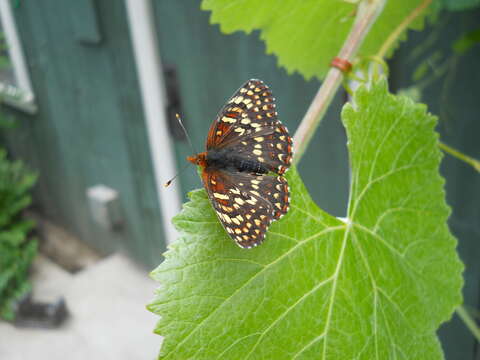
[0,253,163,360]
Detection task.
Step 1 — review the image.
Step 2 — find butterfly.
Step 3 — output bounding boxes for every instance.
[187,79,293,248]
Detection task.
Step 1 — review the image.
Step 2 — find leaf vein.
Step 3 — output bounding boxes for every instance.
[244,276,335,359]
[350,162,426,219]
[367,100,409,184]
[290,203,329,227]
[320,223,352,360]
[353,223,404,258]
[352,232,379,360]
[153,257,265,276]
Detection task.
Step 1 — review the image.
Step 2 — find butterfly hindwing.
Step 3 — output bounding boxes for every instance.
[201,169,290,248]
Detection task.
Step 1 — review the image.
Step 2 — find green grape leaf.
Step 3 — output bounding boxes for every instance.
[148,79,463,359]
[200,0,431,80]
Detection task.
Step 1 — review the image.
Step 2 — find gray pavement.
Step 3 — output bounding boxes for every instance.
[0,253,163,360]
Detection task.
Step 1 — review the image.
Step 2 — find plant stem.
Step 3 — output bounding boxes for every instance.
[439,142,480,172]
[456,305,480,343]
[293,0,386,163]
[376,0,432,59]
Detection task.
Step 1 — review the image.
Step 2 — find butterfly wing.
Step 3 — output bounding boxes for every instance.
[201,168,290,248]
[206,79,278,147]
[206,79,293,174]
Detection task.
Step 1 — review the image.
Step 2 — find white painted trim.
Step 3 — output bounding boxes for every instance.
[0,0,36,113]
[125,0,180,245]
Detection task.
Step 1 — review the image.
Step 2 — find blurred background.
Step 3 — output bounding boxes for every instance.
[0,0,478,359]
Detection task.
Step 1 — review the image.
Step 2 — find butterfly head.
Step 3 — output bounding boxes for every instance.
[187,152,207,168]
[165,152,207,188]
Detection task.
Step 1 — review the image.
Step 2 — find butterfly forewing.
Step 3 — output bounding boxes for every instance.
[207,79,293,174]
[206,79,279,150]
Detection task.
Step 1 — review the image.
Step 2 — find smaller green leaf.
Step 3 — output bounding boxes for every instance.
[453,28,480,54]
[412,51,443,82]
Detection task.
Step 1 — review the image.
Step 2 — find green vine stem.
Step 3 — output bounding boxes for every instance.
[376,0,432,59]
[456,305,480,343]
[439,142,480,172]
[293,0,386,163]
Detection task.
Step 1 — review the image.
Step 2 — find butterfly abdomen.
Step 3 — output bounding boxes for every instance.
[206,149,269,175]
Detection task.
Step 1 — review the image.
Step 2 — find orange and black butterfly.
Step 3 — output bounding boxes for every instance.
[187,79,293,248]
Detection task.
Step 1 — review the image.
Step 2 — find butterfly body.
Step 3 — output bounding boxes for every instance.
[188,79,293,248]
[189,149,270,175]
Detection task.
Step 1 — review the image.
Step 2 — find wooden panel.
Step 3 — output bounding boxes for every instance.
[1,0,166,267]
[69,0,102,44]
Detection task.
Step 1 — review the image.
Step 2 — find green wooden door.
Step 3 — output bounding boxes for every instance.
[1,0,166,267]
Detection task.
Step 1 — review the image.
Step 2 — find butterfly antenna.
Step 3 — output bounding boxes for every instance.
[164,161,191,187]
[164,113,197,188]
[175,113,198,155]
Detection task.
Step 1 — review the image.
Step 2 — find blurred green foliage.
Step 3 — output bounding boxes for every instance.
[0,146,37,320]
[0,27,37,321]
